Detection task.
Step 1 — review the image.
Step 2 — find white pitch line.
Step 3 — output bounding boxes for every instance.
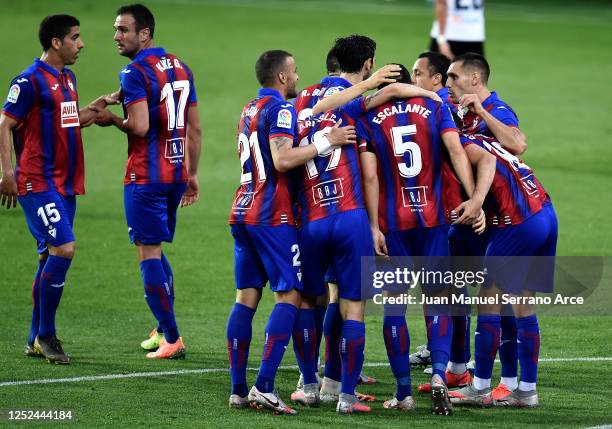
[2,358,612,387]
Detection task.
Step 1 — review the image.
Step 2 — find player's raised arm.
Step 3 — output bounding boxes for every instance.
[0,113,18,208]
[269,120,356,172]
[181,105,202,207]
[80,91,121,128]
[461,93,527,155]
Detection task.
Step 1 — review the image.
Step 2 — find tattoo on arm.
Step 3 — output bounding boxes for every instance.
[364,91,383,109]
[273,136,293,150]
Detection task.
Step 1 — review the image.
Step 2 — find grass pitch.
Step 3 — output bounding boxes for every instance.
[1,0,611,427]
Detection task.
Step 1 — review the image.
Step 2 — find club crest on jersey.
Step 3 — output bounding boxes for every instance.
[67,79,74,91]
[277,109,292,129]
[6,84,20,103]
[60,101,80,128]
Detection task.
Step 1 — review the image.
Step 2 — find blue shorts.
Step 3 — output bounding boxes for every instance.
[18,191,76,254]
[484,203,558,294]
[231,224,302,293]
[448,224,488,257]
[124,183,186,245]
[324,266,337,284]
[384,225,450,293]
[299,209,373,301]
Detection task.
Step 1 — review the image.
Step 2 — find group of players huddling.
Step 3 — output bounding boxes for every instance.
[0,2,557,419]
[227,35,557,415]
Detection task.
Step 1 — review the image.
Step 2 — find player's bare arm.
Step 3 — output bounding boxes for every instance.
[79,91,121,128]
[0,113,18,208]
[310,64,402,115]
[459,142,496,233]
[269,121,356,172]
[313,81,441,116]
[435,0,454,59]
[360,150,387,256]
[459,93,527,155]
[181,105,202,207]
[442,131,482,225]
[94,99,148,137]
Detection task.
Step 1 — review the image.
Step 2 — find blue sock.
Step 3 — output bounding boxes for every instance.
[28,258,47,345]
[255,303,298,393]
[38,255,72,339]
[140,258,179,343]
[314,305,326,369]
[517,315,540,385]
[474,314,501,381]
[427,311,453,382]
[157,253,174,335]
[323,303,342,381]
[227,303,256,397]
[500,315,518,379]
[383,314,411,399]
[292,308,318,385]
[450,315,471,365]
[340,319,365,396]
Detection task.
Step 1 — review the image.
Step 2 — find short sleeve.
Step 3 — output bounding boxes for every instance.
[268,101,296,140]
[184,63,198,105]
[338,96,367,119]
[2,76,35,122]
[489,103,519,127]
[120,66,147,106]
[357,118,376,154]
[439,103,458,135]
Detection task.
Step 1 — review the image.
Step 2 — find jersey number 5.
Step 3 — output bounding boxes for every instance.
[160,80,190,131]
[391,125,422,178]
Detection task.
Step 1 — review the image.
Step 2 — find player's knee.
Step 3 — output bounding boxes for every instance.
[327,282,339,303]
[300,294,317,309]
[50,241,75,259]
[236,288,262,309]
[339,298,365,321]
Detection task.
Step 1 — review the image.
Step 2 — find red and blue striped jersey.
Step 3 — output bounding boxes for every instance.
[460,91,518,136]
[120,47,197,185]
[460,134,549,227]
[292,76,335,121]
[229,88,296,226]
[437,87,465,222]
[293,76,367,224]
[358,97,457,232]
[2,59,84,196]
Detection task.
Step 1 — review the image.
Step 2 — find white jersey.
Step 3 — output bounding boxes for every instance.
[430,0,485,42]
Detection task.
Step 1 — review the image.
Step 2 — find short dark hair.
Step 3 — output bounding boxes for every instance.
[378,63,411,89]
[38,15,80,51]
[454,52,490,83]
[117,4,155,38]
[418,51,451,85]
[325,47,340,75]
[255,50,292,86]
[332,35,376,74]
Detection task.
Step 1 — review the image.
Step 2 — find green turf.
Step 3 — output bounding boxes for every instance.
[1,0,611,427]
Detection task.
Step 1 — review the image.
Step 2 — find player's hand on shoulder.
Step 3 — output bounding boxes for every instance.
[180,175,199,208]
[459,94,484,115]
[0,172,18,209]
[327,119,356,147]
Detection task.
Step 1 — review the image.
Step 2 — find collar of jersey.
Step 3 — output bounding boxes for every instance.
[258,87,284,101]
[132,47,167,63]
[325,76,352,88]
[34,58,66,78]
[482,91,499,108]
[436,87,450,99]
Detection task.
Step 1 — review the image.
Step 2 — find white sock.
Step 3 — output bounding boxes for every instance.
[448,361,468,374]
[500,376,518,390]
[473,376,491,390]
[518,381,536,392]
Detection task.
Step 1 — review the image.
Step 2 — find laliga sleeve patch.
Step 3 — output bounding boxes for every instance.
[6,84,20,103]
[323,86,341,98]
[277,108,293,129]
